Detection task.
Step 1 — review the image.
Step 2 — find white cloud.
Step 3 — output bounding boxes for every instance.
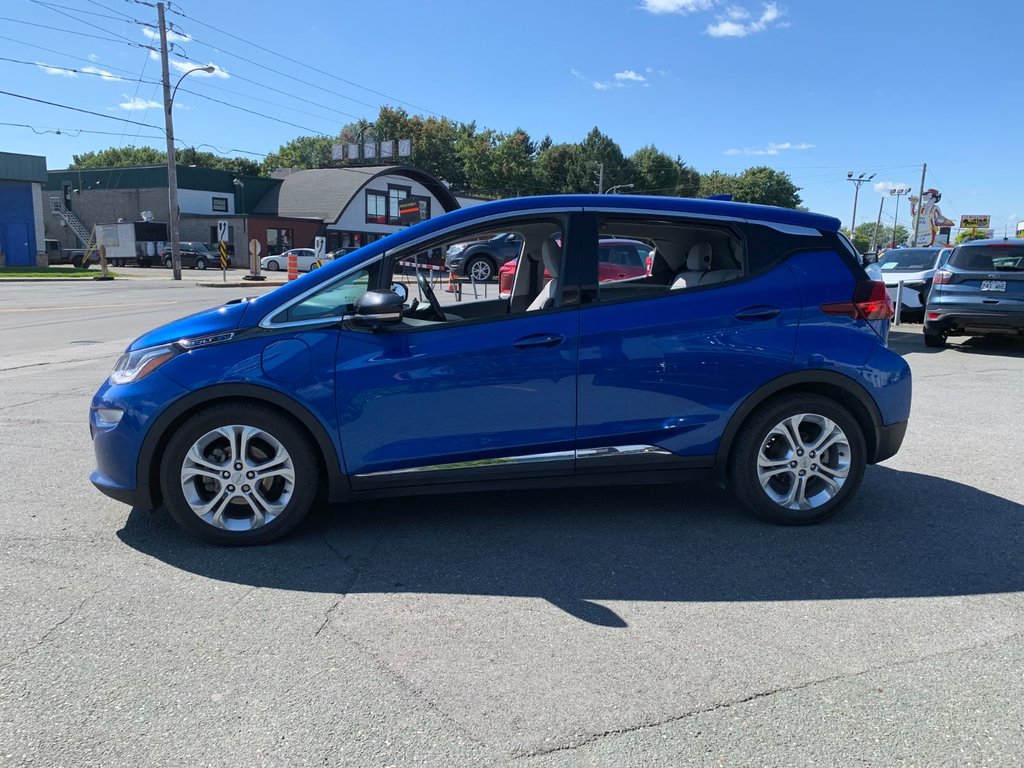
[874,180,912,194]
[707,2,786,37]
[88,53,99,62]
[641,0,715,13]
[119,95,162,111]
[82,66,122,82]
[614,70,646,82]
[170,59,229,79]
[724,141,814,156]
[570,68,584,80]
[36,62,76,78]
[142,28,191,43]
[593,82,611,90]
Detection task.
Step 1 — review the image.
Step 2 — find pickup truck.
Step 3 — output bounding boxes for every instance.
[45,239,87,268]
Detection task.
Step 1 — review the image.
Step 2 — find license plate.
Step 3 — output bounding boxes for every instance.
[981,280,1006,292]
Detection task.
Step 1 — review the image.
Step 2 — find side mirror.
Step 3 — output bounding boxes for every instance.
[350,289,404,328]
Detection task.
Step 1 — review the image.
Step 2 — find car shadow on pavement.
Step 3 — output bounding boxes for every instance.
[888,329,1024,358]
[117,465,1024,626]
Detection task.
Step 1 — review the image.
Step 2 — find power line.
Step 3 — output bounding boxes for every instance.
[0,89,162,129]
[0,34,145,77]
[168,5,443,118]
[0,55,148,82]
[0,14,153,49]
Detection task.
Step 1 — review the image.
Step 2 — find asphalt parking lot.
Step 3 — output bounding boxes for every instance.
[2,279,1023,767]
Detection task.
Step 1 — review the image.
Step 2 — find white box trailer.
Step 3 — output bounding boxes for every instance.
[94,221,168,267]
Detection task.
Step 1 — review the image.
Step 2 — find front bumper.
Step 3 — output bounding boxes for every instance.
[871,420,908,464]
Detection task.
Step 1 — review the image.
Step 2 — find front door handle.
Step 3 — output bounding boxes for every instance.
[734,305,781,321]
[513,333,565,349]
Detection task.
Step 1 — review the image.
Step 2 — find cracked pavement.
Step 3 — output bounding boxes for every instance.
[1,283,1023,767]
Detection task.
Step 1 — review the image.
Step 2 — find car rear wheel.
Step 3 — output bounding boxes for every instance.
[164,257,173,268]
[265,260,279,271]
[923,331,946,348]
[729,393,865,525]
[159,403,320,545]
[466,256,495,282]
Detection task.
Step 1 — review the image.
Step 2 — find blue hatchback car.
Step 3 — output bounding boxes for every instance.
[90,195,911,544]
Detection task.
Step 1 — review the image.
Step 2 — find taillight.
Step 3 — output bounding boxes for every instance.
[645,254,653,274]
[820,280,895,321]
[932,269,952,285]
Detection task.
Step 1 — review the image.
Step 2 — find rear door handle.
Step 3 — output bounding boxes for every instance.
[733,305,781,321]
[513,333,565,349]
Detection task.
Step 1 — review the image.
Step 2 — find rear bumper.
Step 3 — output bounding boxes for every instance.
[925,309,1024,336]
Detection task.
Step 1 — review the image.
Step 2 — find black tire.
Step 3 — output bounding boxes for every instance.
[728,393,866,525]
[71,256,84,269]
[923,331,945,348]
[465,256,495,282]
[159,403,321,545]
[195,257,207,270]
[164,257,173,269]
[265,260,279,271]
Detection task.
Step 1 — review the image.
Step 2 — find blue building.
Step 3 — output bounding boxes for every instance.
[0,152,47,267]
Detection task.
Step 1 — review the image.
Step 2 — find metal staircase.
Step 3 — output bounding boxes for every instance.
[49,196,97,257]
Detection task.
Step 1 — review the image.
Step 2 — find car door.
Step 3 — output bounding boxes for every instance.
[335,213,581,489]
[575,211,801,469]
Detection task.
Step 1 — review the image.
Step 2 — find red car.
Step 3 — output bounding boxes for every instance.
[498,238,652,297]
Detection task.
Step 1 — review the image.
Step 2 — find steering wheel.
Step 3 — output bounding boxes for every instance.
[416,270,446,321]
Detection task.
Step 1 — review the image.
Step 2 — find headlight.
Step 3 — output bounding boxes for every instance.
[109,344,179,385]
[447,244,466,256]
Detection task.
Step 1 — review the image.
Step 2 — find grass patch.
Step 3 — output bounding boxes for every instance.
[0,266,117,278]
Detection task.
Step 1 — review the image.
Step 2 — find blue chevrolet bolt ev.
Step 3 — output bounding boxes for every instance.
[90,195,911,544]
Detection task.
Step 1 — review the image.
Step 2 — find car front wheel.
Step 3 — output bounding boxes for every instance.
[265,260,279,271]
[195,257,207,270]
[466,256,494,282]
[159,403,320,545]
[729,393,865,525]
[164,257,173,268]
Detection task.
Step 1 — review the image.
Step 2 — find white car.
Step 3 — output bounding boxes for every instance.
[260,248,332,273]
[865,246,946,320]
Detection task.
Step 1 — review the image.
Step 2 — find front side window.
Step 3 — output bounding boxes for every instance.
[270,262,381,324]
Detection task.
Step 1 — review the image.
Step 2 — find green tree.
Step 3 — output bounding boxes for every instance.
[177,147,261,176]
[568,127,630,193]
[629,146,700,197]
[955,227,988,244]
[490,128,536,196]
[731,166,802,208]
[698,170,737,199]
[263,135,335,172]
[411,116,464,188]
[70,145,166,168]
[456,123,500,195]
[534,141,576,195]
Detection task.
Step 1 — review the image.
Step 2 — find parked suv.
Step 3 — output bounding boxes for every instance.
[90,195,910,545]
[923,238,1024,347]
[445,232,523,282]
[163,242,219,270]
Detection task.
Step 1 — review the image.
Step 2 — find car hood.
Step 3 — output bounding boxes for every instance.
[127,300,250,351]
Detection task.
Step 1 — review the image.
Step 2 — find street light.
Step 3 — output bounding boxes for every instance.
[160,53,215,280]
[846,172,875,240]
[888,185,911,248]
[605,183,635,194]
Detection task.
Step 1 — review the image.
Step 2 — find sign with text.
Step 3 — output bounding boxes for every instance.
[959,214,991,229]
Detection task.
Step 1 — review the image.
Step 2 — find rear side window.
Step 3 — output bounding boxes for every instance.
[949,244,1024,271]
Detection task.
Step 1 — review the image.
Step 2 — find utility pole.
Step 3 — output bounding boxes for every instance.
[869,196,885,254]
[596,162,604,194]
[911,162,927,246]
[158,2,182,281]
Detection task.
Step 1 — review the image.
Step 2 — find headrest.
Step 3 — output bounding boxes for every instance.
[542,238,562,278]
[687,242,712,271]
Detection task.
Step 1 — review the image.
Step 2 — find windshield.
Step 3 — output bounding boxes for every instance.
[949,244,1024,272]
[877,249,940,271]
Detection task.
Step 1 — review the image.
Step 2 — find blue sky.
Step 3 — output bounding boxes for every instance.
[2,0,1021,235]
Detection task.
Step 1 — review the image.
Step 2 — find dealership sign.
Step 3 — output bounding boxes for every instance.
[960,214,991,228]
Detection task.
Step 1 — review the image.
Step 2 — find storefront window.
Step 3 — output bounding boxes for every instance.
[366,191,387,224]
[266,228,294,256]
